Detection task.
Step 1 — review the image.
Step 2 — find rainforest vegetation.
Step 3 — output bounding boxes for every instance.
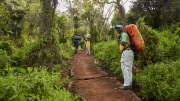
[0,0,180,100]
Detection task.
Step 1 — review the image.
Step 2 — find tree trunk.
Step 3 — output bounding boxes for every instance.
[39,0,57,37]
[116,0,126,29]
[39,0,58,68]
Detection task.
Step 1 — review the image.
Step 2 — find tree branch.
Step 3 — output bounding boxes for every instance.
[93,0,116,4]
[123,0,128,5]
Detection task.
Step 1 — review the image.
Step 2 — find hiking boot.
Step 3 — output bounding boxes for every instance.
[119,85,132,90]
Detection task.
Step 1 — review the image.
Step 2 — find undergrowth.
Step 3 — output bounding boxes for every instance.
[135,59,180,101]
[0,67,80,101]
[92,40,123,77]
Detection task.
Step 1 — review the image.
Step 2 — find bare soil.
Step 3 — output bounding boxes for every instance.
[70,50,141,101]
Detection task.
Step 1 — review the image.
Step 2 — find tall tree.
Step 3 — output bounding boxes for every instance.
[93,0,126,29]
[39,0,58,67]
[129,0,179,28]
[73,0,121,41]
[0,0,28,38]
[39,0,58,37]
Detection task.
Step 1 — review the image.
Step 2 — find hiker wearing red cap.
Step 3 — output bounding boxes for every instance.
[115,25,134,90]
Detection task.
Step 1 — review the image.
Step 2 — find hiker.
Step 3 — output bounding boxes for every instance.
[84,37,92,55]
[116,25,134,90]
[73,40,79,54]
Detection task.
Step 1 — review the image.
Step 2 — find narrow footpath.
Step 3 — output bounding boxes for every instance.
[70,50,140,101]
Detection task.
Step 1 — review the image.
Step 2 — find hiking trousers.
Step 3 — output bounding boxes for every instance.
[120,49,134,86]
[86,47,90,54]
[75,46,78,53]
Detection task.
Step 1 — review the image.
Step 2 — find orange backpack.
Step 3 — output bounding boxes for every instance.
[125,24,145,53]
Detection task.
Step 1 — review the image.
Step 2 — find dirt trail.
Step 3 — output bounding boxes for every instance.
[71,50,140,101]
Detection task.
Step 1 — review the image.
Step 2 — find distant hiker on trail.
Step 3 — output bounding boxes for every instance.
[73,40,79,54]
[115,25,134,90]
[84,37,92,55]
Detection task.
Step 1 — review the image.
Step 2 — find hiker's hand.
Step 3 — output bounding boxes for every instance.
[117,36,120,43]
[118,40,121,44]
[120,42,126,46]
[117,36,120,40]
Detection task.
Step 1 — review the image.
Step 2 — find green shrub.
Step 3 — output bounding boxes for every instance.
[135,18,163,69]
[79,39,86,49]
[0,40,15,55]
[10,33,74,68]
[135,59,180,100]
[92,40,122,76]
[158,30,180,62]
[0,54,7,69]
[60,43,74,59]
[0,49,11,69]
[175,27,180,37]
[169,22,180,33]
[0,67,80,101]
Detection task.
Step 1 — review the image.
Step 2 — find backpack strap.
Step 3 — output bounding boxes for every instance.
[119,32,130,51]
[122,32,136,52]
